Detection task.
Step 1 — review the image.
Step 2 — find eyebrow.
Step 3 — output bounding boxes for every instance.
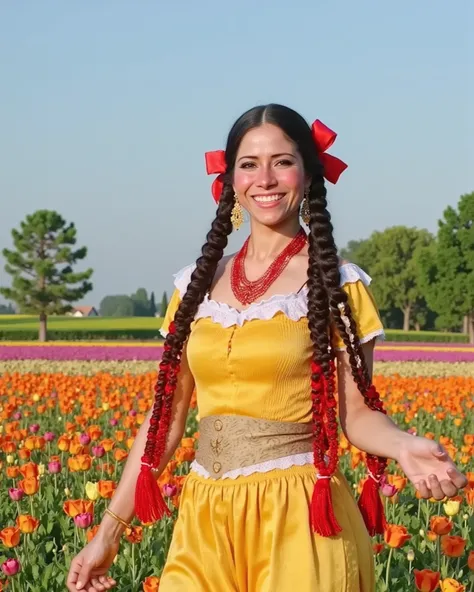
[237,152,296,162]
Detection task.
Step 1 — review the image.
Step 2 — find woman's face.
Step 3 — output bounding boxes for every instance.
[233,123,307,228]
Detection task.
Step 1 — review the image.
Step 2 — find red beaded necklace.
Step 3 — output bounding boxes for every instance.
[230,228,307,305]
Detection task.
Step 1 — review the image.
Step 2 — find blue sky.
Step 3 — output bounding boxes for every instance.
[0,1,471,306]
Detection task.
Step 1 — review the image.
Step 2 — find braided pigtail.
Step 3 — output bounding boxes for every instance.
[135,182,234,523]
[306,174,388,536]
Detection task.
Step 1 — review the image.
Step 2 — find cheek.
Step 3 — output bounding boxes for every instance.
[233,169,253,194]
[277,168,304,191]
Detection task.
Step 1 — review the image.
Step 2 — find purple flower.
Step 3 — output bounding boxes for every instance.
[74,512,93,529]
[44,431,56,442]
[29,423,40,434]
[80,433,91,446]
[92,446,105,458]
[9,488,24,501]
[48,461,62,474]
[162,484,178,498]
[2,558,21,576]
[109,418,118,427]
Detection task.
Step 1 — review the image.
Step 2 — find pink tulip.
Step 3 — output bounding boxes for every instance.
[9,488,24,502]
[407,427,417,436]
[74,513,93,529]
[92,446,105,458]
[79,433,91,445]
[2,558,21,576]
[29,423,40,434]
[13,412,22,420]
[379,475,398,497]
[162,484,178,498]
[109,418,118,427]
[48,461,62,474]
[44,431,56,442]
[128,410,137,417]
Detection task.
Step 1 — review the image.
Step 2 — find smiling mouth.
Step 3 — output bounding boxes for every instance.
[252,193,285,203]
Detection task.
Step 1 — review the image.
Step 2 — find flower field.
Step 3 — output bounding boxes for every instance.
[0,346,473,591]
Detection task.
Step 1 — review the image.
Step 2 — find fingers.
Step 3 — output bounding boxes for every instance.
[66,556,82,591]
[439,479,458,499]
[428,474,445,500]
[447,467,469,490]
[415,479,431,499]
[76,561,94,591]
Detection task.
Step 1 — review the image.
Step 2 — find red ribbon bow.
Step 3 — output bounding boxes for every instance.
[205,150,227,203]
[311,120,348,184]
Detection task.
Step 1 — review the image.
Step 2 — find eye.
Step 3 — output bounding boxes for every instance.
[275,159,294,167]
[239,161,257,169]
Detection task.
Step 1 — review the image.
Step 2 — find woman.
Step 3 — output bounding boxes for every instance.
[67,104,467,592]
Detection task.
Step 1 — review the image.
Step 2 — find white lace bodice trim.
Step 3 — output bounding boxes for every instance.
[190,452,315,480]
[160,261,385,345]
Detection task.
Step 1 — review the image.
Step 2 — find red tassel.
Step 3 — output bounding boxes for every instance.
[310,477,342,537]
[134,464,170,523]
[357,475,386,536]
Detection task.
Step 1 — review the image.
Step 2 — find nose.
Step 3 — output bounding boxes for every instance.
[255,164,277,189]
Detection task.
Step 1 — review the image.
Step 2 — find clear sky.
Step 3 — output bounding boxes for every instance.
[0,1,472,306]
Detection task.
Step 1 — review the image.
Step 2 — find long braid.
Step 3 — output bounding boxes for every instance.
[306,173,388,536]
[135,182,234,523]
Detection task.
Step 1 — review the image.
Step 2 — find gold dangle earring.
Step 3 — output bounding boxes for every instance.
[231,193,244,230]
[301,189,310,225]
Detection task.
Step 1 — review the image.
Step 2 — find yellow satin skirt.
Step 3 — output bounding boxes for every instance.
[159,465,375,592]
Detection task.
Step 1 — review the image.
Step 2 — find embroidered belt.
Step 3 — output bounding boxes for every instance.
[195,415,313,479]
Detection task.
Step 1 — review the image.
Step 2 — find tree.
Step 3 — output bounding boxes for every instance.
[339,239,367,268]
[0,210,93,341]
[0,303,15,314]
[99,295,134,317]
[418,192,474,342]
[160,291,169,317]
[131,288,153,316]
[355,226,433,331]
[149,291,157,316]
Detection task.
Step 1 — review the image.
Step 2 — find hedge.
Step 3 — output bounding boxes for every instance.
[0,328,469,343]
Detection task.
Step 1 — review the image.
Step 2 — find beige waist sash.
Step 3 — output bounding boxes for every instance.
[195,415,313,478]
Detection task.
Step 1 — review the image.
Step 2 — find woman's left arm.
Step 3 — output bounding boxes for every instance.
[336,340,468,499]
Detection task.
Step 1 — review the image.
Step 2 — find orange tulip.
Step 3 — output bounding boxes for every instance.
[63,499,94,518]
[384,524,411,548]
[414,569,441,592]
[18,476,39,495]
[125,526,143,544]
[175,447,195,463]
[100,438,115,452]
[18,448,31,460]
[440,579,465,592]
[97,480,117,499]
[0,527,21,548]
[430,517,453,536]
[75,454,92,471]
[16,514,40,533]
[440,535,466,558]
[2,441,16,454]
[467,550,474,571]
[387,474,408,492]
[86,525,100,542]
[114,448,128,462]
[114,430,127,442]
[87,425,103,440]
[6,466,20,478]
[57,435,71,452]
[143,576,160,592]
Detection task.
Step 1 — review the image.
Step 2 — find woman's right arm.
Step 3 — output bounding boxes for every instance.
[67,345,195,591]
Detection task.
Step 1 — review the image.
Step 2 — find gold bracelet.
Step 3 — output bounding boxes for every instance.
[104,508,131,529]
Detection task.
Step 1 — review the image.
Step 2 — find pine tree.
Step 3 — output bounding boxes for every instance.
[0,210,93,341]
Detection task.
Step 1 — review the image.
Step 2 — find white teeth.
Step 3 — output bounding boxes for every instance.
[253,194,284,203]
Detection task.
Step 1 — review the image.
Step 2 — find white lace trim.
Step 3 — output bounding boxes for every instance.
[190,452,315,480]
[334,327,386,351]
[169,262,375,330]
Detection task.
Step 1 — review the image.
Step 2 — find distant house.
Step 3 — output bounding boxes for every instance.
[71,306,99,317]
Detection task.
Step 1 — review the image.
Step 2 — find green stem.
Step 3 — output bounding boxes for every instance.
[437,537,441,572]
[385,547,394,589]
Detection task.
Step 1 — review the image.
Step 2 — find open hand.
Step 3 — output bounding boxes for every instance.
[397,435,468,500]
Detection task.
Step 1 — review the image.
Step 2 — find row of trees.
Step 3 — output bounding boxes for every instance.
[340,192,473,341]
[99,289,169,317]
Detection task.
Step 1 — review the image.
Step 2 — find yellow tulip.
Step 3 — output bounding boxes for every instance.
[37,463,45,476]
[6,455,14,464]
[85,481,99,501]
[32,394,40,402]
[443,500,460,517]
[102,402,110,411]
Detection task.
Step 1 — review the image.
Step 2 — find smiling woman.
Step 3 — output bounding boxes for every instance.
[66,104,467,592]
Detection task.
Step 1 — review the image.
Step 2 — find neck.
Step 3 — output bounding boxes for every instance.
[246,217,303,261]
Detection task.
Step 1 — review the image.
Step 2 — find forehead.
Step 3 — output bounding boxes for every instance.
[236,123,297,157]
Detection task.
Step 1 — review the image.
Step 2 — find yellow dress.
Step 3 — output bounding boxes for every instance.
[159,263,384,592]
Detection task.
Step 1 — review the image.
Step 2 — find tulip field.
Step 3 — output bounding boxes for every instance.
[0,342,473,591]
